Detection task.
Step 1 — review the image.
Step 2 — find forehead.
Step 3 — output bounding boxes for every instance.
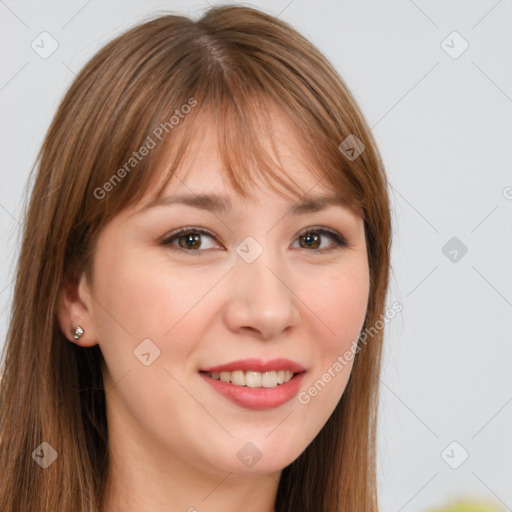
[150,106,333,204]
[121,102,364,225]
[133,126,354,220]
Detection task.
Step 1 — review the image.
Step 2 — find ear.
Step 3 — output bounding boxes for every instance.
[57,271,98,347]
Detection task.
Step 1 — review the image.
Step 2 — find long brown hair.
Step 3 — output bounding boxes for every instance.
[0,5,391,511]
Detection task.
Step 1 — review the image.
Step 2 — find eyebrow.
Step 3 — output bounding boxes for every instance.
[139,193,350,216]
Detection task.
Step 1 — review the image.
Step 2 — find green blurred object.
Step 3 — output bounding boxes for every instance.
[428,502,503,512]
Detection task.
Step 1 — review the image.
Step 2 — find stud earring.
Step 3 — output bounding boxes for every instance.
[73,325,84,340]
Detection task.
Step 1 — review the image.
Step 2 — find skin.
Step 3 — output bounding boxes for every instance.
[58,111,370,512]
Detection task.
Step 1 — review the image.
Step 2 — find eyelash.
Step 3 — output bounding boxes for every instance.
[160,226,349,255]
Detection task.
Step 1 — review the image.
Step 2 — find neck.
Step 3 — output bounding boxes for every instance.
[100,411,281,512]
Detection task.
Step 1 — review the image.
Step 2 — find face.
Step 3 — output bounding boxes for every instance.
[74,112,370,478]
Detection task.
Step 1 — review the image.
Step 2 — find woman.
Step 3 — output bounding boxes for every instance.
[0,5,391,511]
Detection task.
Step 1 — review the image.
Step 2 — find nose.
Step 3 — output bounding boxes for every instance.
[222,248,301,340]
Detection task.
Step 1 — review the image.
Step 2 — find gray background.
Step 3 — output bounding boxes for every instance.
[1,1,511,510]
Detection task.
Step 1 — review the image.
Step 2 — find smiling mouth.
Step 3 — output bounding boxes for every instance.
[200,369,297,389]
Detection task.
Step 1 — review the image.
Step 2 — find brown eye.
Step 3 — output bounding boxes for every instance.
[177,232,202,250]
[161,228,221,252]
[294,228,348,252]
[161,226,348,255]
[299,232,321,249]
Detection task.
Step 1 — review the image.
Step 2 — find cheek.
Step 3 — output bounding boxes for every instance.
[90,252,212,440]
[312,265,370,351]
[295,264,369,434]
[93,248,191,337]
[91,249,226,375]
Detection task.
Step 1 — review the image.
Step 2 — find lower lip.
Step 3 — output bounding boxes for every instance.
[199,372,306,410]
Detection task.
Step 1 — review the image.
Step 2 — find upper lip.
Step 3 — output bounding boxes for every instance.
[200,358,306,374]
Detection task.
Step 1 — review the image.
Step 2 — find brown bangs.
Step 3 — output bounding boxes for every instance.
[144,94,363,217]
[81,13,366,240]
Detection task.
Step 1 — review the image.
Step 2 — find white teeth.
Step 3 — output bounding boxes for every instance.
[206,369,296,388]
[245,371,261,388]
[231,370,245,386]
[261,371,277,388]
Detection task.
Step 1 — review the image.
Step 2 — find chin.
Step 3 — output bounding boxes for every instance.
[213,436,306,475]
